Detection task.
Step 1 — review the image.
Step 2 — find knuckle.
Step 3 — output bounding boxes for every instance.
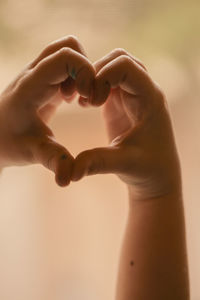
[58,47,74,62]
[64,35,85,56]
[59,47,72,57]
[66,35,79,47]
[67,35,82,52]
[40,36,77,56]
[112,48,127,57]
[76,62,94,80]
[118,54,132,66]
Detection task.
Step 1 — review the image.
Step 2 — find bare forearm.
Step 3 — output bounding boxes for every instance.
[115,188,190,300]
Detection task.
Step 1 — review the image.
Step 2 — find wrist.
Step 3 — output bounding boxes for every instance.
[127,183,184,218]
[127,170,182,202]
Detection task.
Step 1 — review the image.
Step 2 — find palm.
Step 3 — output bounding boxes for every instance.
[38,80,76,123]
[102,87,139,144]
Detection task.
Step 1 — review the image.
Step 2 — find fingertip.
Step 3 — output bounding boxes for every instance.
[60,77,76,100]
[71,173,82,182]
[90,99,105,107]
[54,152,74,187]
[55,174,71,187]
[76,66,95,99]
[78,96,90,107]
[91,80,110,106]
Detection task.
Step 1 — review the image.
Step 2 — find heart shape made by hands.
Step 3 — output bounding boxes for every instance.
[0,36,179,199]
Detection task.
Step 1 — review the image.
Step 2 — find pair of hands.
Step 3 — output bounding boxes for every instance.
[0,36,181,200]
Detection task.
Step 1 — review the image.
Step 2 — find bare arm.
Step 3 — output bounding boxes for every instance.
[115,188,189,299]
[72,48,190,299]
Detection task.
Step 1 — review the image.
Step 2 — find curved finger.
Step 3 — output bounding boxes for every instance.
[3,36,86,103]
[21,47,95,108]
[91,55,155,106]
[38,72,77,121]
[28,36,86,101]
[78,49,147,107]
[32,135,74,187]
[28,35,87,69]
[60,77,77,101]
[94,48,147,74]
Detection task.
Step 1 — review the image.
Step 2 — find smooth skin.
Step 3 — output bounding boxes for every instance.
[0,36,95,186]
[0,37,190,299]
[73,49,190,299]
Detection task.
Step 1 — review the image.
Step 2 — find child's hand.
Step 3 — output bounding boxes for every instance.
[0,36,95,186]
[73,49,181,199]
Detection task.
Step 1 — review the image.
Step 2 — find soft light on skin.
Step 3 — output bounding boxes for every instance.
[0,37,190,300]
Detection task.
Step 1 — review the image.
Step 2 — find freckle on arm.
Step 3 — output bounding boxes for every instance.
[130,260,134,266]
[60,154,68,160]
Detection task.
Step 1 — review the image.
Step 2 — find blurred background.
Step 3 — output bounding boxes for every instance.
[0,0,200,299]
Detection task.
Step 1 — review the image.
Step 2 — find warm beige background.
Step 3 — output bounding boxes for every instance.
[0,0,200,299]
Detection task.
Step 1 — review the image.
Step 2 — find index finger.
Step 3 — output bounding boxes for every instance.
[91,55,155,106]
[94,48,147,74]
[28,35,87,69]
[28,35,87,100]
[19,47,95,108]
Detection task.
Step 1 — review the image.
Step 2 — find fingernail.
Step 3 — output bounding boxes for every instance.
[70,68,76,80]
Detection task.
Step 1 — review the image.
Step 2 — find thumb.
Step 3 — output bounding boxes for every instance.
[32,136,74,187]
[72,147,122,181]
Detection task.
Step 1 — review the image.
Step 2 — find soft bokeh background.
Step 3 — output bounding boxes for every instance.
[0,0,199,299]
